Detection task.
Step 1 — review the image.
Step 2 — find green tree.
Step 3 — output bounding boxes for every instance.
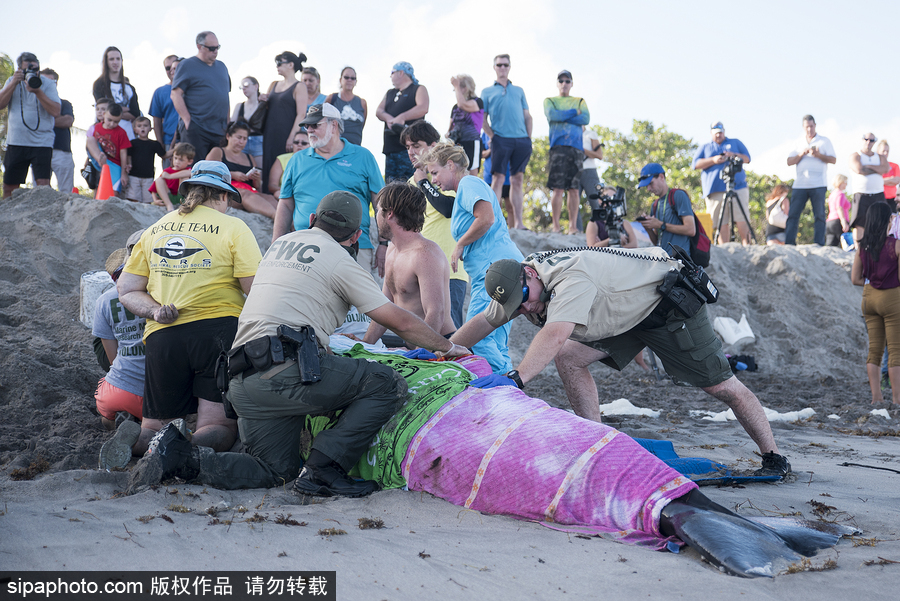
[0,52,14,172]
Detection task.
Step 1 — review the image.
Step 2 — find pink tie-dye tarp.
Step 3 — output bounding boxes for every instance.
[402,359,697,549]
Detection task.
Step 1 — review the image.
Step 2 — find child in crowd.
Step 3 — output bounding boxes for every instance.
[126,117,168,203]
[149,143,195,211]
[826,173,851,247]
[84,98,111,190]
[88,103,131,192]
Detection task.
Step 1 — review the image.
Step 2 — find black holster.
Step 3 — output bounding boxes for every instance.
[656,270,704,320]
[276,325,322,385]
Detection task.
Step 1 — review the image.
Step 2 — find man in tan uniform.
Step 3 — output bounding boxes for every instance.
[127,191,469,498]
[363,182,456,346]
[451,248,791,477]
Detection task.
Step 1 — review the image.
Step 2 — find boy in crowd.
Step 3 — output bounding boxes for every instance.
[125,117,168,203]
[149,142,195,211]
[84,98,110,190]
[88,103,130,192]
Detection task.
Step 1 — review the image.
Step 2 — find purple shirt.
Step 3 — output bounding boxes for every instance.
[861,235,900,290]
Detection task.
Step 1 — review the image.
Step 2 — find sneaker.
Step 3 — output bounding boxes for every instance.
[125,422,197,495]
[754,452,791,477]
[99,420,141,471]
[881,373,890,391]
[291,463,379,498]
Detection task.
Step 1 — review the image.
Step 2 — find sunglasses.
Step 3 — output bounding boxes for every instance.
[202,45,220,52]
[293,139,310,146]
[276,60,290,66]
[343,75,357,80]
[495,63,510,68]
[864,137,876,142]
[558,79,571,84]
[306,120,330,131]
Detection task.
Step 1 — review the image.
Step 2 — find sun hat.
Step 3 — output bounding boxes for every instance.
[178,161,241,204]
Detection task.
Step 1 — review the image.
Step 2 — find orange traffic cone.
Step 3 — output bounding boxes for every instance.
[95,164,114,200]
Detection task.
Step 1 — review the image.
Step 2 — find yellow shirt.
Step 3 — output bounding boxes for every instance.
[125,205,263,340]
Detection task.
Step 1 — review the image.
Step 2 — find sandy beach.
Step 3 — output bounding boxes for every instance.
[1,188,898,599]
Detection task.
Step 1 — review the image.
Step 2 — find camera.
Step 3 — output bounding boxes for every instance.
[589,185,629,246]
[23,66,42,88]
[720,155,742,183]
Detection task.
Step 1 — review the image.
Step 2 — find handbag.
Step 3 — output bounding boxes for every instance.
[767,199,788,229]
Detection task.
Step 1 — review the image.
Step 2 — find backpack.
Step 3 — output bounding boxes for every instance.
[651,188,711,267]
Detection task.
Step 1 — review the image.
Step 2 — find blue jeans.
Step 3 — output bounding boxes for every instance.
[785,186,826,245]
[449,278,468,330]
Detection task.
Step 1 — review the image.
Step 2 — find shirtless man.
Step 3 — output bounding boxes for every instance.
[363,181,455,346]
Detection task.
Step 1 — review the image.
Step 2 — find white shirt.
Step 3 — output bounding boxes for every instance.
[788,134,835,189]
[583,129,600,169]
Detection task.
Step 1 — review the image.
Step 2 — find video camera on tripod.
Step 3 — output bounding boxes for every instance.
[720,155,743,187]
[588,185,629,246]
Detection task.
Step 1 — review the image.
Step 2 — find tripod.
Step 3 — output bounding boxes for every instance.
[715,177,757,244]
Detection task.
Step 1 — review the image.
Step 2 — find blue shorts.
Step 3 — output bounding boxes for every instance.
[243,135,263,157]
[490,136,532,176]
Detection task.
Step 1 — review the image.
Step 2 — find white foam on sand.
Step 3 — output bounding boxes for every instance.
[690,407,816,422]
[828,414,841,420]
[870,408,892,419]
[599,398,660,418]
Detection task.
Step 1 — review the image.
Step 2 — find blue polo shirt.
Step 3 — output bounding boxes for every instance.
[280,139,384,249]
[692,137,750,196]
[481,80,529,139]
[149,84,178,146]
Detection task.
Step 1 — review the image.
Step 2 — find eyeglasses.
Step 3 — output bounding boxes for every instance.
[343,75,357,80]
[864,137,876,142]
[558,79,571,84]
[495,63,510,68]
[293,139,310,147]
[306,120,330,131]
[202,45,220,52]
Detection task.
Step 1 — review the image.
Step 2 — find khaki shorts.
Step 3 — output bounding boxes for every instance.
[587,304,732,388]
[706,187,750,227]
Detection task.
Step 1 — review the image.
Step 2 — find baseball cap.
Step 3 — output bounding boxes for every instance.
[105,248,129,281]
[557,70,573,80]
[178,161,241,204]
[485,259,526,320]
[315,190,361,231]
[299,103,342,125]
[710,121,724,132]
[637,163,665,188]
[126,229,145,254]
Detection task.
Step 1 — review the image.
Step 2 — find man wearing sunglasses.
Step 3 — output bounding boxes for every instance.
[544,70,590,234]
[150,55,181,158]
[849,132,889,241]
[450,252,791,478]
[171,31,231,160]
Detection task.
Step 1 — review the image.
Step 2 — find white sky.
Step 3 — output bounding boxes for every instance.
[6,0,900,192]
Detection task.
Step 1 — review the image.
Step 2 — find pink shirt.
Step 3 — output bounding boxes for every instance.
[826,189,850,222]
[883,162,900,200]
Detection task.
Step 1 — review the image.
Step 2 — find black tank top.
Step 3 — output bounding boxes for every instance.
[382,83,421,154]
[218,150,251,174]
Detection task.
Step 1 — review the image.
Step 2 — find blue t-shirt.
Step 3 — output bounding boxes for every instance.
[452,176,524,279]
[149,83,178,146]
[280,139,384,250]
[692,137,750,195]
[92,287,146,397]
[654,189,694,253]
[481,80,529,139]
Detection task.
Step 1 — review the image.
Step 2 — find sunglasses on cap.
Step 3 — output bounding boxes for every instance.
[638,174,655,182]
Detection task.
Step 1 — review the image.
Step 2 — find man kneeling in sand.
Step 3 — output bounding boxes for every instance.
[363,182,457,347]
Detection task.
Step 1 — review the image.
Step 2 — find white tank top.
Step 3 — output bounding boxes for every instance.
[854,151,885,195]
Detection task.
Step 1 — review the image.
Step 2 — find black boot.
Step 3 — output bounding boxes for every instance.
[292,450,379,498]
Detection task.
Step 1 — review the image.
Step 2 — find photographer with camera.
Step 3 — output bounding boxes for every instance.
[692,122,752,245]
[586,185,638,248]
[0,52,61,199]
[636,163,696,252]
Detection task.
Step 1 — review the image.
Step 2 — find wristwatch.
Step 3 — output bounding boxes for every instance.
[505,370,525,390]
[659,222,667,232]
[378,241,389,247]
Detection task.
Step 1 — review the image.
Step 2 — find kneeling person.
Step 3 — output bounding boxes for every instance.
[451,248,790,476]
[363,182,456,346]
[128,191,469,497]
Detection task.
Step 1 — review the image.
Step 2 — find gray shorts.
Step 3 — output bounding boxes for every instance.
[587,304,732,388]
